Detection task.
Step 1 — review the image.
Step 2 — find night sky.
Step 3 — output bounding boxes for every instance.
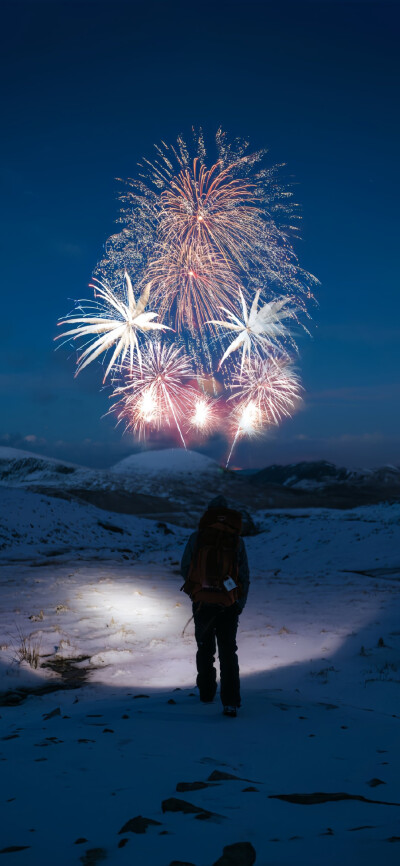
[1,0,399,469]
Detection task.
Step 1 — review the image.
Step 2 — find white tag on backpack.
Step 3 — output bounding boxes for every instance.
[223,576,236,592]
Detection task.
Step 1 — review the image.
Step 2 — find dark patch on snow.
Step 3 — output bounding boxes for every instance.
[40,655,92,686]
[212,841,256,866]
[0,655,92,705]
[97,521,125,534]
[79,848,107,865]
[169,861,196,866]
[207,770,258,783]
[118,815,161,834]
[269,792,400,806]
[176,781,216,792]
[162,797,225,821]
[347,826,376,832]
[42,706,61,720]
[157,522,174,535]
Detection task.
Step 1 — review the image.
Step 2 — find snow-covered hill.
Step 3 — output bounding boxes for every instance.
[112,448,220,476]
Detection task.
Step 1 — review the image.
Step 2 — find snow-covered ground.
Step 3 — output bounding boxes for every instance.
[1,487,400,865]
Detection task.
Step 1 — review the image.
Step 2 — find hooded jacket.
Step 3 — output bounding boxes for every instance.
[180,496,250,613]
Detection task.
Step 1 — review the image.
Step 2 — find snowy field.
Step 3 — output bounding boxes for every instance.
[1,487,400,865]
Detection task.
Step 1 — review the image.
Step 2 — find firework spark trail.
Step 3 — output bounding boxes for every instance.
[110,342,198,446]
[226,401,262,468]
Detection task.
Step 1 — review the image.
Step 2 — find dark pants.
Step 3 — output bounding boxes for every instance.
[193,603,241,707]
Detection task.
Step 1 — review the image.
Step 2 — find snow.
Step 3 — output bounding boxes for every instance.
[112,448,221,475]
[0,487,184,564]
[1,487,400,864]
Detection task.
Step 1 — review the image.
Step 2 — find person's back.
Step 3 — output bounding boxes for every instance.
[180,495,250,717]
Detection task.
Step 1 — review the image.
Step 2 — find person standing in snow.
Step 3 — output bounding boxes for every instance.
[180,495,250,717]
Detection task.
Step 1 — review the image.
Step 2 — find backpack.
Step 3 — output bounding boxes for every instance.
[181,507,242,607]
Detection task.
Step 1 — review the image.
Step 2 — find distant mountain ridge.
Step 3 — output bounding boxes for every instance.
[248,459,400,489]
[0,447,399,518]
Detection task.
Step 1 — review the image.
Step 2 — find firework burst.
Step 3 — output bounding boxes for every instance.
[189,395,219,435]
[230,354,302,422]
[56,272,171,382]
[158,156,259,270]
[147,240,241,335]
[57,129,316,461]
[208,288,298,372]
[111,342,198,447]
[99,128,318,303]
[226,355,302,466]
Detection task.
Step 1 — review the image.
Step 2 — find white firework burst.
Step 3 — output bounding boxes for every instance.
[56,271,171,382]
[189,395,219,434]
[226,355,302,466]
[208,288,297,372]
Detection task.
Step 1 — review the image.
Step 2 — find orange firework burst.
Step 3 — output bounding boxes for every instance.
[159,157,259,271]
[100,129,319,307]
[147,239,241,334]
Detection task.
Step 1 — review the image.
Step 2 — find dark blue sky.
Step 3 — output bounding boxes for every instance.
[1,0,399,468]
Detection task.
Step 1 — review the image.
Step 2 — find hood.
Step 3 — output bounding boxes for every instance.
[207,495,228,509]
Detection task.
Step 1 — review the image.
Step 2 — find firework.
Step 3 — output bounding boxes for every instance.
[111,342,197,447]
[57,129,316,458]
[226,355,302,466]
[158,156,259,271]
[225,400,262,468]
[56,272,171,382]
[208,289,297,372]
[189,395,219,434]
[100,129,318,304]
[230,354,302,422]
[146,240,241,335]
